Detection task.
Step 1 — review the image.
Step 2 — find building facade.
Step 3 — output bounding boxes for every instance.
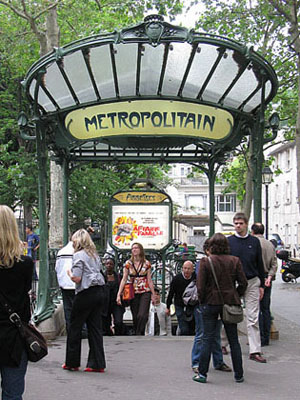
[166,164,240,248]
[268,141,300,256]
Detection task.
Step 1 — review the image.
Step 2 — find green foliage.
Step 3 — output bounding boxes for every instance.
[194,0,298,206]
[0,0,182,221]
[218,156,248,203]
[69,162,171,224]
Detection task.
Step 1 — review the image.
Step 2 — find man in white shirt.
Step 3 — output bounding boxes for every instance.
[55,241,88,337]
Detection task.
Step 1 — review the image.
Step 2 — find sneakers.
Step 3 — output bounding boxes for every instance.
[84,367,105,373]
[215,363,232,372]
[235,376,244,383]
[62,363,79,371]
[249,353,267,363]
[192,374,207,383]
[192,366,199,374]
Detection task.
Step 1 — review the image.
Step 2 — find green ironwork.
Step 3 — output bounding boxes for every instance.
[33,120,55,323]
[20,14,279,325]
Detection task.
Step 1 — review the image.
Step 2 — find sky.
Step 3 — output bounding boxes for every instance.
[173,2,203,28]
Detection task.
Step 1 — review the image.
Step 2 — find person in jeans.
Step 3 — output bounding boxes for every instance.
[0,205,34,400]
[63,229,106,372]
[194,233,248,384]
[117,243,155,335]
[166,260,196,335]
[191,239,231,374]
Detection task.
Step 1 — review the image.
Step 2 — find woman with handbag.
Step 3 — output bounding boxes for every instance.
[0,205,34,400]
[194,233,248,384]
[63,229,107,372]
[116,242,155,335]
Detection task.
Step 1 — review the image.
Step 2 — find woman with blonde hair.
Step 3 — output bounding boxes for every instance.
[117,242,155,335]
[63,229,107,372]
[0,205,33,399]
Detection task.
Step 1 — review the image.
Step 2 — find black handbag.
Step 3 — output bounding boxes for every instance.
[0,292,48,362]
[208,257,244,324]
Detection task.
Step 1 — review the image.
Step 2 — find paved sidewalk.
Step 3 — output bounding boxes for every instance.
[24,313,300,400]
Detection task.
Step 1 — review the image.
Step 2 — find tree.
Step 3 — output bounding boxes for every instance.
[194,0,299,217]
[0,0,182,245]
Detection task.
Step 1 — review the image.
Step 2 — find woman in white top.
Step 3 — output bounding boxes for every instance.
[63,229,106,372]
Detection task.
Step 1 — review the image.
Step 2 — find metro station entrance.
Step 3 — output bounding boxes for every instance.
[21,14,278,323]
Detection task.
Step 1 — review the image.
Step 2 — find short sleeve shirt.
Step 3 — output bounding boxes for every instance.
[125,259,151,294]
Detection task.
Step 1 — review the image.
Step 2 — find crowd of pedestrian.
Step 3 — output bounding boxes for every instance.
[0,205,278,400]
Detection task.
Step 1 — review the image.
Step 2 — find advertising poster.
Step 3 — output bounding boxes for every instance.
[111,204,170,250]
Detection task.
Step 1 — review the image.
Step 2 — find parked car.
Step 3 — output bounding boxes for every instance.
[270,233,284,250]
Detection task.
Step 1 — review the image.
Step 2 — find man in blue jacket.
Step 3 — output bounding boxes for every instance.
[228,212,266,363]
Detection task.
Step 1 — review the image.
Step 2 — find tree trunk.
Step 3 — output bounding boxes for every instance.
[45,8,64,248]
[49,160,64,248]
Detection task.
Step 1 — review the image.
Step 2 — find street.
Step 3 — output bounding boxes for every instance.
[23,271,300,400]
[272,269,300,327]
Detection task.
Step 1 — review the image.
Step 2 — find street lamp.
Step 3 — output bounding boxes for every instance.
[262,166,273,239]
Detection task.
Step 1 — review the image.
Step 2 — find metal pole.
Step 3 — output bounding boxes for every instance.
[265,184,269,239]
[161,251,166,303]
[33,121,55,324]
[253,81,266,223]
[205,162,219,237]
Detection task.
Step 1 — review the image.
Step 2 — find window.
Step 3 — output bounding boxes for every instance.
[287,149,290,170]
[186,194,207,212]
[215,195,236,212]
[275,184,279,205]
[285,181,291,204]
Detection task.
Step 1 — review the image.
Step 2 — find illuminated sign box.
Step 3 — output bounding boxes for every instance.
[111,204,170,250]
[65,100,233,141]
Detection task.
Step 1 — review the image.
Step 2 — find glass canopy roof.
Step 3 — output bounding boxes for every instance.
[22,14,278,165]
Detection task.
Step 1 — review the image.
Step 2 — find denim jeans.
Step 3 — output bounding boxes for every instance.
[175,305,194,335]
[0,351,28,400]
[198,304,243,380]
[191,305,224,368]
[259,284,272,345]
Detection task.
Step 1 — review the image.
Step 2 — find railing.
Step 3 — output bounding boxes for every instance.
[48,248,61,305]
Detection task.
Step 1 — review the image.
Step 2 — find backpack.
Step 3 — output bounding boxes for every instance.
[182,280,198,306]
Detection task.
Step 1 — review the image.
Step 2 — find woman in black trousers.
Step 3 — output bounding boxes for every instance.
[63,229,106,372]
[117,243,155,335]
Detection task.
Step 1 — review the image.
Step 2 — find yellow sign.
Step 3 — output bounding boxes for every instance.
[65,100,233,140]
[113,192,167,204]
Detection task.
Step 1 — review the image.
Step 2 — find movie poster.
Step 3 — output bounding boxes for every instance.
[111,204,170,250]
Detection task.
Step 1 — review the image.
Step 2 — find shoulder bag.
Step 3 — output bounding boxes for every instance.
[0,291,48,362]
[182,280,198,306]
[207,257,244,324]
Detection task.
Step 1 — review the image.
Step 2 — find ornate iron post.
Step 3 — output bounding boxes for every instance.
[33,119,55,323]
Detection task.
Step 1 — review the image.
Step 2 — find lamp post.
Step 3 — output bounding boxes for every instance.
[262,166,273,239]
